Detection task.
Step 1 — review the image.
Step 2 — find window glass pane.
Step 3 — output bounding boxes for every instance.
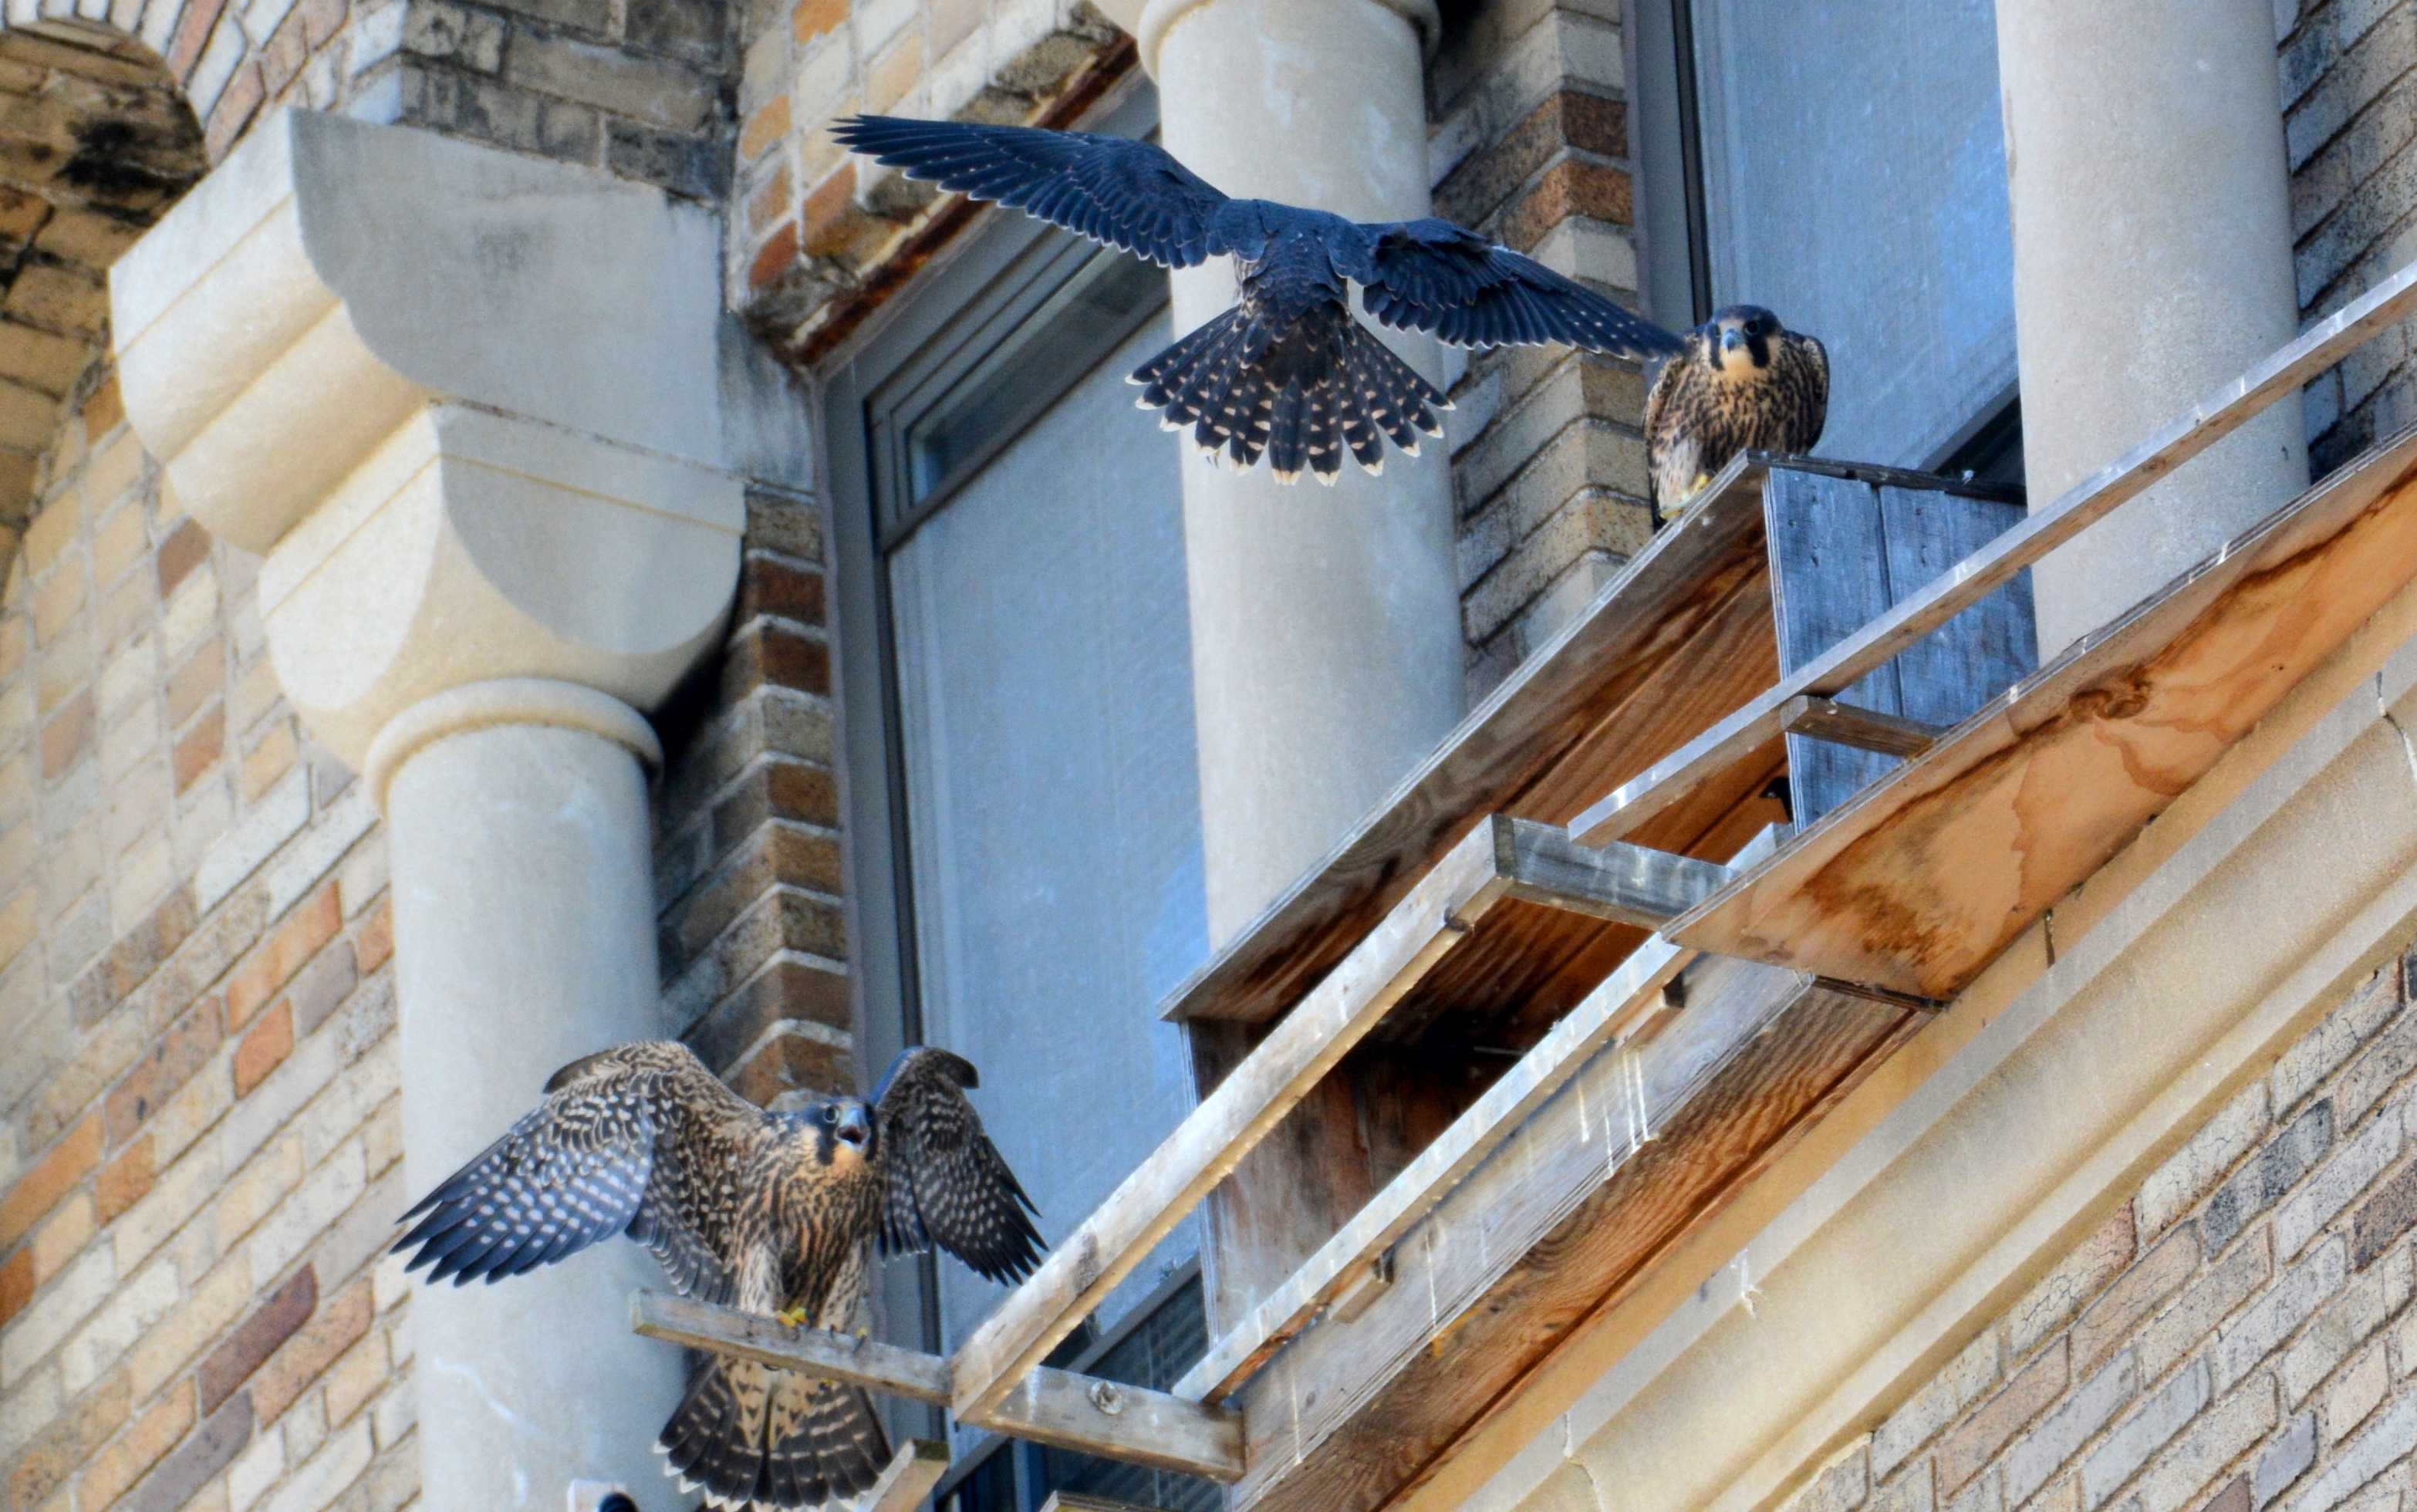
[1691,0,2016,468]
[888,313,1207,1353]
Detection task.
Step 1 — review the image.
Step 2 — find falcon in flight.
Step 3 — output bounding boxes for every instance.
[393,1042,1042,1512]
[832,116,1687,483]
[1645,304,1829,523]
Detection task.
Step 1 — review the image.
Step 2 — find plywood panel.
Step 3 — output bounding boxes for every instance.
[1675,425,2417,997]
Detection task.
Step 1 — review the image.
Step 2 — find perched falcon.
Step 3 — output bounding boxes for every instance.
[1645,304,1829,523]
[831,116,1686,484]
[391,1042,1041,1512]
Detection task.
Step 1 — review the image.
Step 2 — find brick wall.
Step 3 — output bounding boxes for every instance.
[0,366,411,1512]
[1772,944,2417,1512]
[2280,0,2417,477]
[1428,0,1650,696]
[652,484,859,1106]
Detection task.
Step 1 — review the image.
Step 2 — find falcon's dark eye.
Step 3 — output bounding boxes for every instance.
[819,1105,835,1124]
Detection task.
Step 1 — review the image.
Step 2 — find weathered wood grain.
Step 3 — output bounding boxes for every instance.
[1571,256,2417,847]
[1160,456,1778,1028]
[1176,935,1690,1403]
[631,1294,1244,1481]
[1673,423,2417,997]
[1225,957,1922,1512]
[866,1441,951,1512]
[951,824,1511,1421]
[1766,468,1902,820]
[1782,696,1943,759]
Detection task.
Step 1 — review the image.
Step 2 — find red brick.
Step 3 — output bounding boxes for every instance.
[252,1277,371,1423]
[103,998,224,1145]
[260,8,308,96]
[792,0,845,42]
[198,1265,315,1414]
[167,0,230,78]
[299,0,347,49]
[2203,1476,2250,1512]
[95,1135,154,1223]
[351,898,393,977]
[798,165,859,258]
[767,760,839,825]
[233,1001,292,1097]
[165,639,223,729]
[156,518,210,599]
[0,1247,29,1329]
[2354,1159,2417,1268]
[40,687,92,778]
[80,1379,195,1512]
[1497,158,1634,252]
[740,96,792,164]
[748,221,799,292]
[228,882,341,1030]
[0,1114,100,1251]
[738,555,826,626]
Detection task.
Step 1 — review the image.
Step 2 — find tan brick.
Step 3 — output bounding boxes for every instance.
[320,1328,387,1430]
[39,688,92,778]
[103,998,224,1146]
[89,499,149,590]
[2324,1346,2388,1445]
[173,702,223,791]
[166,639,223,729]
[198,1265,315,1415]
[21,493,79,578]
[241,720,295,802]
[30,562,83,648]
[78,1379,195,1511]
[29,1191,93,1285]
[0,1115,100,1253]
[1938,1338,2069,1495]
[792,0,845,42]
[0,1247,28,1330]
[95,1136,154,1224]
[5,1369,127,1511]
[349,899,392,978]
[234,1002,294,1099]
[228,883,342,1031]
[126,1257,250,1400]
[2074,1222,2202,1374]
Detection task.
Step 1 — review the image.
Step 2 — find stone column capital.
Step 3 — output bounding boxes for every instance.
[1133,0,1440,76]
[113,108,808,771]
[363,679,663,814]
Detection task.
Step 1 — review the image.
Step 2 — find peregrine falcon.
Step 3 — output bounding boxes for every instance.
[831,116,1686,483]
[392,1042,1041,1512]
[1645,304,1829,523]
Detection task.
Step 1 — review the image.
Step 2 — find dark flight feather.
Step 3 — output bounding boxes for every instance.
[833,116,1683,482]
[391,1040,1045,1511]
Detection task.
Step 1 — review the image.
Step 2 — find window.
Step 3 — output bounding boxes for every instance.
[822,82,1209,1381]
[1637,0,2021,477]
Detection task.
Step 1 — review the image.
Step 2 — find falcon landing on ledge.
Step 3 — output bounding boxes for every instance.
[831,116,1689,484]
[391,1042,1042,1512]
[1645,304,1830,523]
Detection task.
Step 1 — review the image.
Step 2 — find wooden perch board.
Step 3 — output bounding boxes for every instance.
[1156,457,1781,1027]
[949,817,1737,1423]
[866,1441,951,1512]
[1570,255,2417,849]
[1672,420,2417,998]
[1224,953,1926,1512]
[629,1293,1244,1481]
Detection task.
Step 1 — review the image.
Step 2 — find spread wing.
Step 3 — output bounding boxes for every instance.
[832,116,1237,269]
[873,1047,1043,1284]
[1342,218,1686,359]
[392,1041,758,1304]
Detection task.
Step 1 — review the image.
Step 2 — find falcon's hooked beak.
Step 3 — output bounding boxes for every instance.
[1720,328,1748,356]
[835,1105,872,1151]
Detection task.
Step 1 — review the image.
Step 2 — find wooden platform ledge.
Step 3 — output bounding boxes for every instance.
[628,1292,1244,1482]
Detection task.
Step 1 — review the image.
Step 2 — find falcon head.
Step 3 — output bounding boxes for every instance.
[1696,305,1787,378]
[791,1096,875,1171]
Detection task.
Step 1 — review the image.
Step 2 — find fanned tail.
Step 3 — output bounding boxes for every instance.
[1129,305,1448,481]
[658,1356,888,1510]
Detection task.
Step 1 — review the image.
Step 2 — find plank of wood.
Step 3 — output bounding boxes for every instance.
[1765,467,1902,821]
[950,822,1514,1422]
[1672,421,2417,997]
[632,1291,950,1402]
[1878,484,2036,731]
[630,1293,1244,1482]
[1491,815,1736,926]
[1570,255,2417,848]
[1176,933,1692,1404]
[1038,1495,1173,1512]
[865,1441,951,1512]
[1781,696,1943,759]
[1160,455,1777,1028]
[981,1368,1245,1480]
[1727,449,2027,505]
[1226,956,1923,1512]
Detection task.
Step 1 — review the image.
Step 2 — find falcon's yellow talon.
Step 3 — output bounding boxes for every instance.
[776,1306,809,1328]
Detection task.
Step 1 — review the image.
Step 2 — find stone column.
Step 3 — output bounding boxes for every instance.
[1135,0,1466,943]
[1997,0,2307,656]
[113,110,808,1512]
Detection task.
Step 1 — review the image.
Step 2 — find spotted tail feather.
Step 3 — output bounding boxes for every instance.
[657,1356,888,1511]
[1129,306,1448,481]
